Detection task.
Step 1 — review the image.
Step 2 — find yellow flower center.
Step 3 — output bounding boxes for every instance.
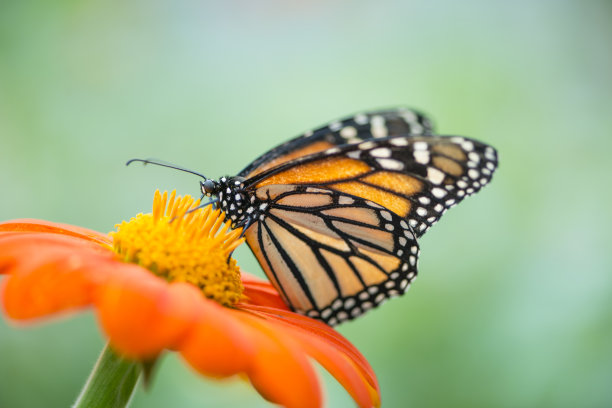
[110,190,245,307]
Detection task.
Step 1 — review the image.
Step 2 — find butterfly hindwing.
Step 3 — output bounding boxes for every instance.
[244,184,419,325]
[239,108,434,179]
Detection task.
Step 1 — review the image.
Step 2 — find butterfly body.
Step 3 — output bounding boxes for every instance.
[194,108,498,325]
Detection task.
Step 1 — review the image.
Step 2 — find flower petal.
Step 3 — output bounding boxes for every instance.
[241,272,290,310]
[235,312,322,408]
[0,233,119,319]
[0,219,111,246]
[179,303,254,378]
[95,271,204,359]
[240,305,381,408]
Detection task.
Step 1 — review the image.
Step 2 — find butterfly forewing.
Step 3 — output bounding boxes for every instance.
[244,185,419,325]
[247,135,498,238]
[239,108,434,179]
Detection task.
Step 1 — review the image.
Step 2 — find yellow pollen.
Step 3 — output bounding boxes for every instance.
[110,190,245,307]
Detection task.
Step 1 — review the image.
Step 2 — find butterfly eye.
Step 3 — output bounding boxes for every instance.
[200,179,217,195]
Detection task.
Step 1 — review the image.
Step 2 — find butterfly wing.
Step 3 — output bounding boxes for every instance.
[238,108,434,179]
[242,135,497,324]
[244,184,419,325]
[247,135,498,238]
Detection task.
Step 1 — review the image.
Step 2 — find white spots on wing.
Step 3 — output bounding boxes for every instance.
[359,141,376,150]
[468,152,480,163]
[457,180,468,189]
[468,169,480,179]
[450,137,465,144]
[411,123,424,134]
[347,151,361,159]
[340,126,357,139]
[246,206,254,214]
[321,309,332,319]
[370,115,388,138]
[409,255,416,266]
[377,158,404,170]
[399,236,407,246]
[370,147,392,158]
[416,207,428,217]
[427,167,445,184]
[400,220,408,229]
[338,196,354,205]
[368,286,379,294]
[259,203,268,211]
[325,147,341,154]
[354,113,368,125]
[457,190,465,197]
[410,246,418,254]
[390,137,409,146]
[380,210,392,221]
[404,229,414,240]
[419,196,431,205]
[385,223,395,231]
[414,150,430,164]
[226,187,232,194]
[344,298,356,309]
[329,121,343,131]
[461,141,474,151]
[304,130,313,137]
[399,109,417,122]
[413,141,428,151]
[485,147,496,161]
[409,219,418,227]
[427,216,436,223]
[446,199,456,206]
[486,161,496,170]
[366,201,383,208]
[400,279,409,289]
[434,204,444,213]
[332,299,343,310]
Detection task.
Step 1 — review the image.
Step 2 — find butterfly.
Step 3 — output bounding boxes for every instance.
[131,108,498,326]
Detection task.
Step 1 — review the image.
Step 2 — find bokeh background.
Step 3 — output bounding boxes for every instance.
[1,1,611,407]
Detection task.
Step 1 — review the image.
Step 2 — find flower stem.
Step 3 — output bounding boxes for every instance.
[73,343,142,408]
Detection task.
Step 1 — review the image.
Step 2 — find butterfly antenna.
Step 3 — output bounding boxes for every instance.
[126,158,208,179]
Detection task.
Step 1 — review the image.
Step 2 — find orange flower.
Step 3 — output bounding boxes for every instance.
[0,191,380,408]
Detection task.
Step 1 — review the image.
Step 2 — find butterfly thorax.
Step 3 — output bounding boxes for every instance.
[204,176,261,229]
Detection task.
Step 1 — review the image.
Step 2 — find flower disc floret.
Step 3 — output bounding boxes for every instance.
[110,190,244,307]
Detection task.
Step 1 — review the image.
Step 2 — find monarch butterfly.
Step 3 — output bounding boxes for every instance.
[130,108,498,326]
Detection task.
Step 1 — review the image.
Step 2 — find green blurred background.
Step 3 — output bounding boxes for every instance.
[1,1,611,407]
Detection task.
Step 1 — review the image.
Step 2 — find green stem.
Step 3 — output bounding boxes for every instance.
[73,343,142,408]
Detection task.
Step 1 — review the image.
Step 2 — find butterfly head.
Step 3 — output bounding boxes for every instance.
[200,178,219,197]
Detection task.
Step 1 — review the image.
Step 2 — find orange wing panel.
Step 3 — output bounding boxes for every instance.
[247,141,335,178]
[256,157,371,187]
[329,181,412,217]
